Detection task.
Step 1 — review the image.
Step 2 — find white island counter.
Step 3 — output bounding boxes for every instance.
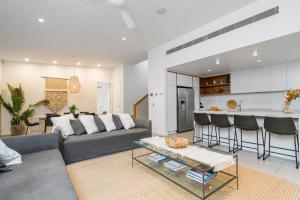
[194,109,300,160]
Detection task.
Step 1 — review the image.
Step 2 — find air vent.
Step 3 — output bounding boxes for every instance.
[166,6,279,55]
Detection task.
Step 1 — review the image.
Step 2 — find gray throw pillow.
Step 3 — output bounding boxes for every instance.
[70,119,86,135]
[94,116,106,132]
[113,115,124,130]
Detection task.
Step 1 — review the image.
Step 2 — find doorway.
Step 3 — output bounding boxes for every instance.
[97,82,111,114]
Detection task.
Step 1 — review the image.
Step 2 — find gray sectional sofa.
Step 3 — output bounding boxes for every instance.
[0,118,152,200]
[58,118,152,164]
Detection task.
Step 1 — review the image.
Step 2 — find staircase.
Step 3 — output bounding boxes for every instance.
[132,94,148,119]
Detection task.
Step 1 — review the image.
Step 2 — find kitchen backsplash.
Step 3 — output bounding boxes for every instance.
[201,92,300,112]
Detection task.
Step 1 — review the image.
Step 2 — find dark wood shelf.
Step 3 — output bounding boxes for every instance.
[200,83,230,88]
[200,74,230,96]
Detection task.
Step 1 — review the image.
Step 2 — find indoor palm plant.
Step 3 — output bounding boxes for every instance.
[0,84,49,135]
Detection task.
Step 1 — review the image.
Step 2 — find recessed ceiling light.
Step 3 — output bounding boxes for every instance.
[208,69,212,72]
[76,62,81,66]
[216,58,220,65]
[24,58,30,62]
[156,8,167,15]
[97,64,101,67]
[38,18,45,23]
[253,50,258,57]
[257,59,262,63]
[122,37,127,41]
[53,60,57,64]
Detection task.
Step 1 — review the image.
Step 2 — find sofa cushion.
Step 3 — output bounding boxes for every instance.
[118,114,135,129]
[70,119,86,136]
[0,139,22,166]
[113,115,124,130]
[99,114,117,132]
[51,114,75,138]
[94,116,106,132]
[0,149,77,200]
[79,115,98,134]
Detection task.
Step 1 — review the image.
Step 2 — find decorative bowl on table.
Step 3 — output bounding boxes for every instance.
[165,137,189,149]
[227,100,237,110]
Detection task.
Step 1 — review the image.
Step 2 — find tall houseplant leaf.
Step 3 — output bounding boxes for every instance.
[0,84,49,135]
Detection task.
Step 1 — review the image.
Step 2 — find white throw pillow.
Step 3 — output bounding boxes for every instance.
[118,114,135,129]
[99,114,117,132]
[78,115,98,134]
[51,114,75,138]
[0,139,22,166]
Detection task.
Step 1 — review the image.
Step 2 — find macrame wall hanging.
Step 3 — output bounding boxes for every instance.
[42,77,69,113]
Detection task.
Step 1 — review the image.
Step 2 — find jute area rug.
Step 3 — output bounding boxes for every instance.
[67,150,300,200]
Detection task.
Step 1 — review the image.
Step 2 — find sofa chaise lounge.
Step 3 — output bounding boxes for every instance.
[0,118,152,200]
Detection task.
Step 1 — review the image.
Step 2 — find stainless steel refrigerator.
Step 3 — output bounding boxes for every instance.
[177,87,194,132]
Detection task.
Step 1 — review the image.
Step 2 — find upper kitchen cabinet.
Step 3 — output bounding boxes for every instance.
[230,71,240,93]
[231,70,250,93]
[177,74,193,87]
[232,65,288,94]
[270,64,287,91]
[250,67,270,92]
[239,70,251,93]
[287,61,300,89]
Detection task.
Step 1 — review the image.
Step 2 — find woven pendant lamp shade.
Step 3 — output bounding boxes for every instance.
[69,75,81,93]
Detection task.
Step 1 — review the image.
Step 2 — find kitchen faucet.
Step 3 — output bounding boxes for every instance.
[237,100,244,111]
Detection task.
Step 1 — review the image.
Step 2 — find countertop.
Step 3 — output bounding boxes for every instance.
[194,109,300,119]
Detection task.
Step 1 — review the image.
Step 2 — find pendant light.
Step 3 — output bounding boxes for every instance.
[69,57,81,93]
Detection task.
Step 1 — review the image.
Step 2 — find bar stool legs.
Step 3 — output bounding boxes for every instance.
[257,128,264,159]
[263,132,299,169]
[233,127,264,159]
[209,125,220,148]
[294,134,299,169]
[193,124,208,144]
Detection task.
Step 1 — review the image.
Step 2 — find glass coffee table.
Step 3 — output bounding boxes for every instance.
[132,139,238,200]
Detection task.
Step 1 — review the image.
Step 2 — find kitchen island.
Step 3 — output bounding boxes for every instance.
[194,109,300,160]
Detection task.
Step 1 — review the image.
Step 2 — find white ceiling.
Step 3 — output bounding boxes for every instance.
[0,0,256,67]
[168,31,300,77]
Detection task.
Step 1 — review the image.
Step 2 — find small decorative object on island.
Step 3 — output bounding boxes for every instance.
[283,89,300,113]
[0,84,49,135]
[68,104,78,114]
[165,137,189,149]
[208,106,222,112]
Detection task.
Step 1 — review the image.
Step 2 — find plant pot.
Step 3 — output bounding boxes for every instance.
[11,124,26,136]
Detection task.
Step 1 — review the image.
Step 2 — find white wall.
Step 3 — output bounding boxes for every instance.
[123,60,148,114]
[1,61,112,134]
[148,0,300,135]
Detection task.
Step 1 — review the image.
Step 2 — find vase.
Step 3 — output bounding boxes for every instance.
[283,101,293,114]
[11,124,26,136]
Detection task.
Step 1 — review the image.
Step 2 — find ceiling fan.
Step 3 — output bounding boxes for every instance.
[82,0,135,30]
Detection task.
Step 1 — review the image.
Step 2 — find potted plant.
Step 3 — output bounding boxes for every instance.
[0,84,49,136]
[68,104,78,114]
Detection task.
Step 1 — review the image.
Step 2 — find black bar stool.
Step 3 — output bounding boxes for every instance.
[210,114,233,152]
[233,115,264,159]
[263,117,299,169]
[193,113,211,144]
